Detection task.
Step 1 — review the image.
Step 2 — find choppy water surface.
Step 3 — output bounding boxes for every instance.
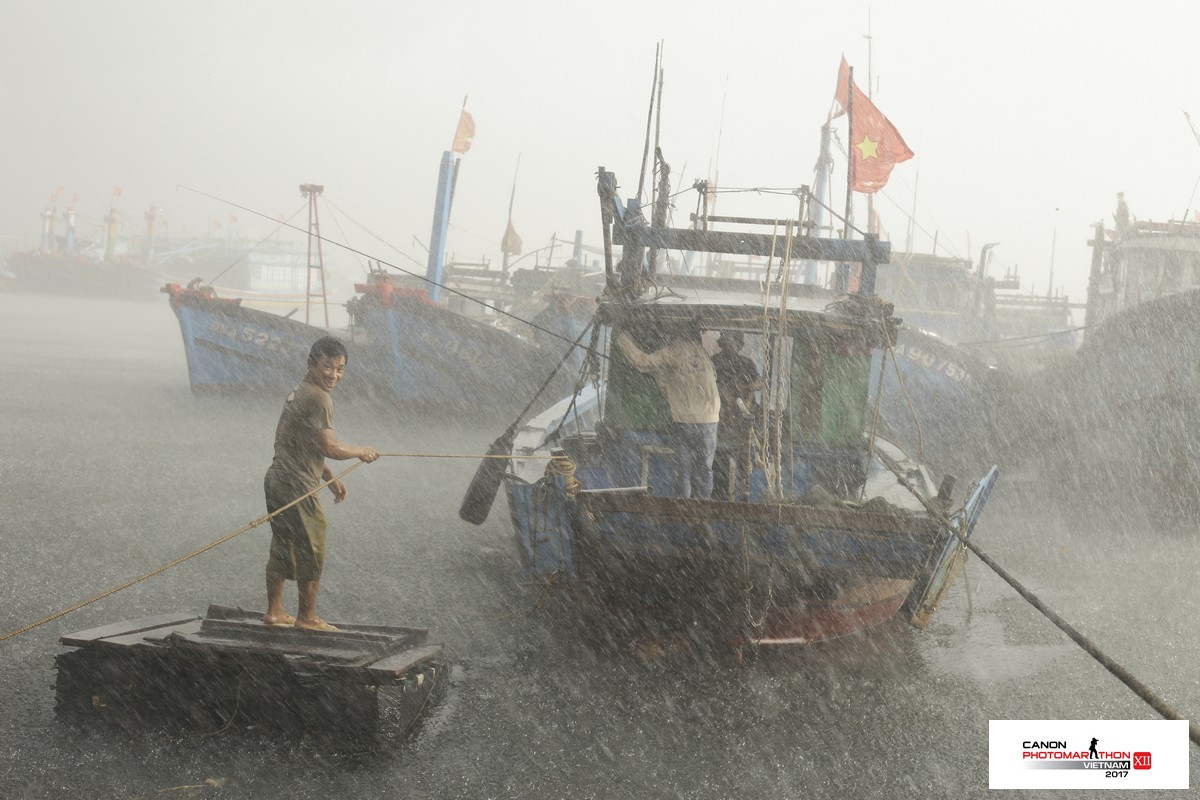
[0,292,1196,799]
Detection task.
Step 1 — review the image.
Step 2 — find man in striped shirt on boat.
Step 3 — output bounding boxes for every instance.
[614,322,720,499]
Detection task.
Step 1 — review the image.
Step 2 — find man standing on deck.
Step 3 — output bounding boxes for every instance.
[263,336,379,632]
[614,322,720,499]
[711,330,762,500]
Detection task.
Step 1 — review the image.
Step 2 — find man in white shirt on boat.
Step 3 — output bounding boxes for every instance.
[614,322,720,499]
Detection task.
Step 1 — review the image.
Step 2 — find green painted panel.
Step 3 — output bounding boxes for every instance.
[789,333,871,446]
[604,328,673,432]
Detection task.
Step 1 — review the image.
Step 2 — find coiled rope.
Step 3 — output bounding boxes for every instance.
[0,451,551,644]
[544,452,581,497]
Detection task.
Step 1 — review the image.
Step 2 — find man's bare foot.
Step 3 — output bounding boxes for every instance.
[262,612,296,627]
[295,617,339,632]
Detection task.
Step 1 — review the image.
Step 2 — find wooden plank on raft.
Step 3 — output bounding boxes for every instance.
[199,617,405,645]
[105,619,203,647]
[363,645,444,679]
[202,604,429,640]
[166,630,415,667]
[59,613,203,648]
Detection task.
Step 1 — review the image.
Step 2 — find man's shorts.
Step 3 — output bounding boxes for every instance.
[264,476,327,582]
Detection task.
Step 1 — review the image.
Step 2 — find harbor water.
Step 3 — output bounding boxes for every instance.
[0,292,1196,799]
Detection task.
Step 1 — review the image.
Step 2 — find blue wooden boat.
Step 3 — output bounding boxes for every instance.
[162,281,368,395]
[871,324,1001,479]
[344,269,588,416]
[164,171,593,416]
[491,155,999,650]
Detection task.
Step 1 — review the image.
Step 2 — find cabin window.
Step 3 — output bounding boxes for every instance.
[787,332,872,446]
[603,325,674,431]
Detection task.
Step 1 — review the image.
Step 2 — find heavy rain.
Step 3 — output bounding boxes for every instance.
[2,2,1199,798]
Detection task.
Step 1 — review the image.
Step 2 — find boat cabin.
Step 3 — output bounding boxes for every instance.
[567,293,897,503]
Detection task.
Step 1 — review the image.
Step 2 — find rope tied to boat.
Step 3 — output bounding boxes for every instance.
[0,460,364,644]
[544,451,581,497]
[0,450,556,644]
[875,458,1200,748]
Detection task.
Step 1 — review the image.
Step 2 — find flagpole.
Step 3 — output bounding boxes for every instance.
[454,95,468,147]
[838,65,854,294]
[864,13,876,236]
[637,43,662,205]
[843,66,854,240]
[502,154,521,276]
[449,95,468,216]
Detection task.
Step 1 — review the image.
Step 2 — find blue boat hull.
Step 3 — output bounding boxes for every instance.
[349,293,583,416]
[870,326,1000,477]
[164,285,349,394]
[166,284,588,415]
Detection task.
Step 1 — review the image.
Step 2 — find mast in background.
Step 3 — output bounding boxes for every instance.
[428,99,474,304]
[300,183,329,328]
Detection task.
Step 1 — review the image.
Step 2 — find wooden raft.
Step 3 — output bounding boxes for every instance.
[55,604,445,746]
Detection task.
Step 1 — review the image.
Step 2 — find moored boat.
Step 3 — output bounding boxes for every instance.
[999,195,1200,517]
[481,153,999,653]
[162,280,366,395]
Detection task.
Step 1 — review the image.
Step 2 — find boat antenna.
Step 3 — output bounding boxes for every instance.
[652,49,665,216]
[637,43,662,204]
[705,72,728,273]
[905,134,922,253]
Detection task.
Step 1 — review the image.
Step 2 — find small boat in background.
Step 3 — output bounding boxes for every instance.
[162,279,366,395]
[163,179,594,418]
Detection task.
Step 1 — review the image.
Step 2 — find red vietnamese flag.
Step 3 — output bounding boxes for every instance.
[833,57,913,194]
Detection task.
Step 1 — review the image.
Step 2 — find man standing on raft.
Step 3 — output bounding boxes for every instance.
[263,336,379,631]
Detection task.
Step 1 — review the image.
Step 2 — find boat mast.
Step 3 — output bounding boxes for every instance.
[426,152,457,305]
[300,183,330,328]
[864,13,875,237]
[837,65,855,293]
[806,120,834,285]
[428,98,471,304]
[501,154,521,278]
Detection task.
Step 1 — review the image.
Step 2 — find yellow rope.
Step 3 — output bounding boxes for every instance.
[544,452,581,496]
[0,449,556,643]
[379,452,552,459]
[0,461,368,644]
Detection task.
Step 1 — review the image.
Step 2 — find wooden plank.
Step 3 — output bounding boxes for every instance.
[203,604,428,639]
[106,619,203,647]
[167,631,393,665]
[199,618,403,645]
[59,613,202,648]
[363,645,444,678]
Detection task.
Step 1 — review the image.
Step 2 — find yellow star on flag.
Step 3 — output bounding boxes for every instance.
[856,135,879,160]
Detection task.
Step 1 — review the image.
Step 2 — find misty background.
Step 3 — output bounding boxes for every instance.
[4,0,1199,308]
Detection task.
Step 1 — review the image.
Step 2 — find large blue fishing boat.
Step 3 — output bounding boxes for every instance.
[470,151,999,652]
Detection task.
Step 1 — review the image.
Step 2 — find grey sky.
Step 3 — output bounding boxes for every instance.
[4,0,1198,305]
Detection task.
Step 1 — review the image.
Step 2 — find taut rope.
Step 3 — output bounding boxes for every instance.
[0,451,546,643]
